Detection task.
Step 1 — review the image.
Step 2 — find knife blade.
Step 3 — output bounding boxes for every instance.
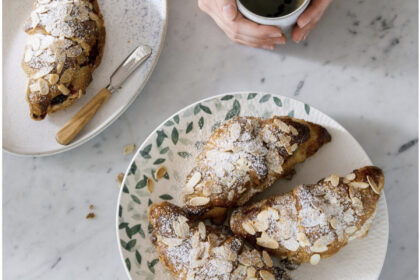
[56,45,152,145]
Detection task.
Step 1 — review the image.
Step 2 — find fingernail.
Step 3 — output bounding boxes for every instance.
[223,4,237,21]
[274,38,285,45]
[299,18,310,28]
[262,45,275,50]
[269,33,282,38]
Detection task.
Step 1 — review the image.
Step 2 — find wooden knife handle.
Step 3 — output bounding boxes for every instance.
[56,88,112,145]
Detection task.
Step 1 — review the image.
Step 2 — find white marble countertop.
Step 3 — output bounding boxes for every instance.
[3,0,418,279]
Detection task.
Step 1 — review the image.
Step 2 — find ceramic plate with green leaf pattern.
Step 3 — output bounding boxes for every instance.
[117,92,388,280]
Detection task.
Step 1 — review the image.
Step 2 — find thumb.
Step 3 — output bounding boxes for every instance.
[216,0,238,21]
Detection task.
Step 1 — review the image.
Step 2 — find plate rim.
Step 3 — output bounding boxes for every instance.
[2,0,169,157]
[115,91,389,280]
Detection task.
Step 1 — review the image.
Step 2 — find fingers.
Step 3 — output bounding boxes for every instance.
[297,0,331,28]
[216,0,238,21]
[292,20,316,43]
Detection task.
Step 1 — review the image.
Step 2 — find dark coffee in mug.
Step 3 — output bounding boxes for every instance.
[239,0,305,17]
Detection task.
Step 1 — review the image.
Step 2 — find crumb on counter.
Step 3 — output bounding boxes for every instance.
[123,144,136,155]
[86,212,95,219]
[89,204,94,210]
[116,173,124,187]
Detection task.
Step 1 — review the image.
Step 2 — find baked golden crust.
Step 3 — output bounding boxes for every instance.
[22,0,106,120]
[182,116,331,220]
[149,202,291,280]
[229,166,384,265]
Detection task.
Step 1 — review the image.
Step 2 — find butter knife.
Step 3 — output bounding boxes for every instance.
[56,45,152,145]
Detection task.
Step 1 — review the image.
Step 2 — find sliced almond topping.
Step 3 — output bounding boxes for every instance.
[57,84,70,95]
[349,181,369,189]
[367,175,381,194]
[188,196,210,206]
[291,143,298,152]
[56,62,64,74]
[29,82,40,93]
[147,178,154,193]
[173,220,189,238]
[283,238,299,251]
[330,217,338,229]
[48,74,59,85]
[310,254,321,265]
[198,222,206,239]
[259,270,275,280]
[345,226,357,235]
[274,119,290,133]
[24,49,33,62]
[242,221,256,235]
[229,122,242,141]
[256,232,279,249]
[162,237,182,247]
[310,239,328,253]
[186,172,201,189]
[325,174,339,187]
[38,79,49,95]
[267,207,279,220]
[289,125,299,136]
[202,183,212,196]
[247,266,256,277]
[60,69,74,84]
[262,250,273,267]
[212,184,223,194]
[345,173,356,181]
[227,190,235,201]
[155,166,167,180]
[297,232,311,247]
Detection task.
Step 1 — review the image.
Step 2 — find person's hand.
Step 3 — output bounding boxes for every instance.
[292,0,332,43]
[198,0,286,50]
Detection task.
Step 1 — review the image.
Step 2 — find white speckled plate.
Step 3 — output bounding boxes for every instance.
[3,0,167,156]
[116,92,388,280]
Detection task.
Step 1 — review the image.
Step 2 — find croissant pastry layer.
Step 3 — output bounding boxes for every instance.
[229,166,385,265]
[149,202,291,280]
[182,116,331,220]
[22,0,106,120]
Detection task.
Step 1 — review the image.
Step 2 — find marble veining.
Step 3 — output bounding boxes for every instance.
[3,0,417,279]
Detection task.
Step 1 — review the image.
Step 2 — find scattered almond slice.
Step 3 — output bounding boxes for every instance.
[259,270,275,280]
[116,173,124,187]
[123,144,136,155]
[147,178,154,193]
[283,238,299,251]
[262,250,273,267]
[155,166,167,180]
[345,173,356,181]
[186,172,201,189]
[297,232,311,247]
[162,237,183,247]
[242,221,256,235]
[325,174,339,187]
[256,232,279,249]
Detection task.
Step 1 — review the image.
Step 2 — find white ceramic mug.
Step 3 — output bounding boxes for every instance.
[236,0,311,36]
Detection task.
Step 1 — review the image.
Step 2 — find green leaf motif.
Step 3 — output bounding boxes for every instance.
[171,127,179,145]
[305,104,310,114]
[173,115,180,124]
[164,120,174,127]
[198,117,204,129]
[148,222,153,234]
[140,144,152,159]
[147,259,159,273]
[129,162,137,175]
[186,122,193,134]
[131,195,141,205]
[126,225,145,239]
[122,185,129,194]
[151,169,156,181]
[247,93,257,100]
[178,152,191,158]
[119,222,128,229]
[163,172,170,180]
[153,158,166,165]
[288,110,295,118]
[148,199,153,206]
[159,194,173,200]
[194,104,201,115]
[160,147,170,154]
[225,100,241,120]
[199,104,212,114]
[125,258,131,271]
[259,94,271,103]
[119,205,122,217]
[138,224,145,238]
[125,239,136,251]
[221,95,234,101]
[136,175,148,189]
[135,250,142,265]
[273,97,282,107]
[120,239,127,248]
[156,130,168,147]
